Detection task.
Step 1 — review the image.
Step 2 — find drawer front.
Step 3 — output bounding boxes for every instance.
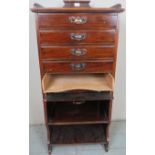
[46,92,113,102]
[38,13,117,28]
[39,30,115,45]
[42,60,113,73]
[40,46,114,60]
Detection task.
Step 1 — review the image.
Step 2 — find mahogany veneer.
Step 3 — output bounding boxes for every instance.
[38,13,117,28]
[40,45,114,60]
[31,1,124,154]
[39,29,115,45]
[42,60,113,74]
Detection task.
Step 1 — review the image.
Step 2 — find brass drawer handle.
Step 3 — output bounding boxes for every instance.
[69,16,87,24]
[70,63,86,71]
[70,33,86,41]
[73,97,86,105]
[73,100,85,105]
[70,48,87,56]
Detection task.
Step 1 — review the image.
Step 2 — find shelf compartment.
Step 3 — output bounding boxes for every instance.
[47,101,109,125]
[42,73,114,93]
[50,124,107,144]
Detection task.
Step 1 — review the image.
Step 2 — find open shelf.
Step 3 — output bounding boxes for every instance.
[48,114,108,125]
[47,100,109,125]
[50,124,107,144]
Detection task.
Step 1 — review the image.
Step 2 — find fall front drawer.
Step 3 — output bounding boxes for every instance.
[42,60,113,73]
[40,45,114,60]
[45,92,113,102]
[38,13,117,28]
[39,30,115,45]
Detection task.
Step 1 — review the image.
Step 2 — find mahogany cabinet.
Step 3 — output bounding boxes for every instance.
[31,1,124,154]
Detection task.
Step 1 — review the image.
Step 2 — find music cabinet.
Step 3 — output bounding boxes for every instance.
[31,0,124,154]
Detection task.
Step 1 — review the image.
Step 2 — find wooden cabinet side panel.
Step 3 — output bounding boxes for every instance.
[112,14,119,78]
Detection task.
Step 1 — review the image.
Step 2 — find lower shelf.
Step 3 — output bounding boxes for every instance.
[48,115,108,125]
[50,124,106,144]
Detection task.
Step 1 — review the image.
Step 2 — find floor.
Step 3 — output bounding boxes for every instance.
[30,121,126,155]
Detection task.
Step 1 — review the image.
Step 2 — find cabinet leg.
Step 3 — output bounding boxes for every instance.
[104,125,110,152]
[104,143,109,152]
[48,143,52,155]
[47,126,52,155]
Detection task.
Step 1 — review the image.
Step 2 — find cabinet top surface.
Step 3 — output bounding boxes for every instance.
[31,3,124,13]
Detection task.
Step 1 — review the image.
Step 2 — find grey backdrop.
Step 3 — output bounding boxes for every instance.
[29,0,126,125]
